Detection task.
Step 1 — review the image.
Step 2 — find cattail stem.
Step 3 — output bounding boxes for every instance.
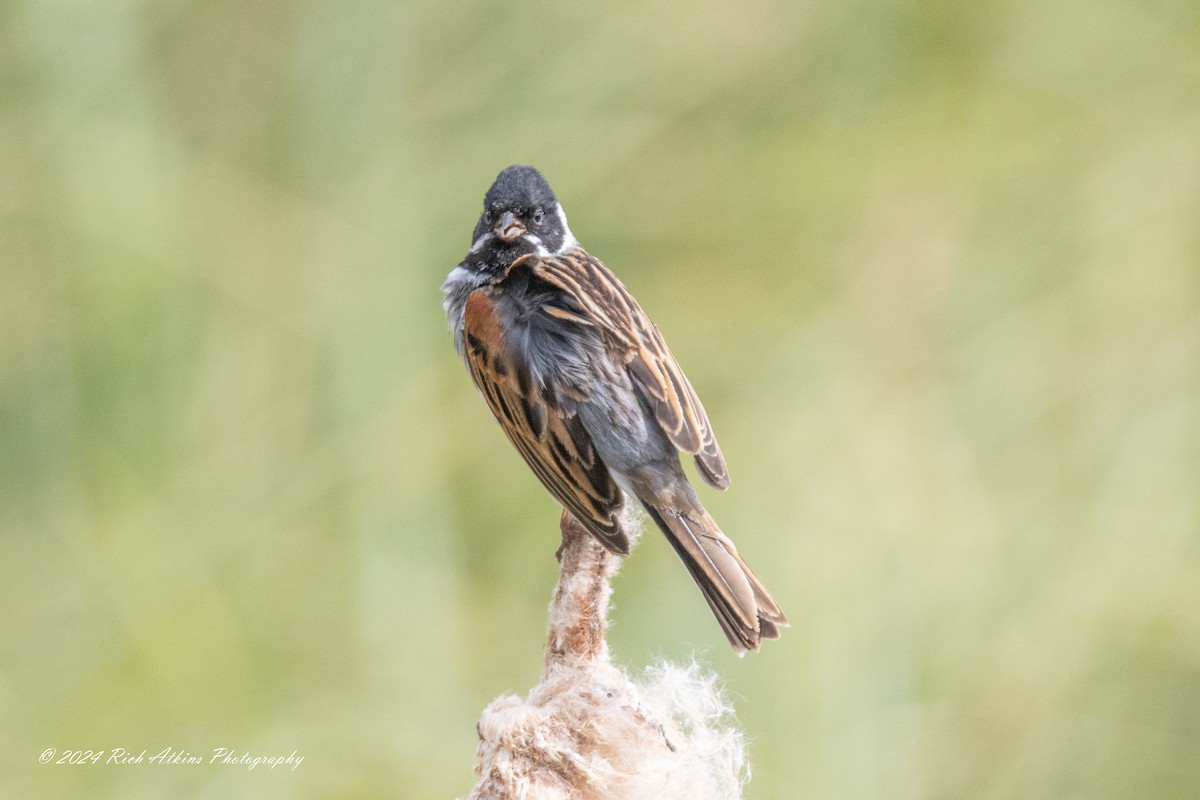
[465,512,748,800]
[543,510,617,666]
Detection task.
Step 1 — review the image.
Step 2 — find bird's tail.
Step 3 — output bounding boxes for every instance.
[640,500,788,654]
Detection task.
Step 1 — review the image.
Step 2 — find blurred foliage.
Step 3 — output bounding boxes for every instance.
[2,0,1199,798]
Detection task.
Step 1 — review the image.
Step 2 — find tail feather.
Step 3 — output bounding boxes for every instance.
[641,503,788,654]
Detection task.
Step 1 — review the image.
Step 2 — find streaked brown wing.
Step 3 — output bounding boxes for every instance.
[532,249,730,490]
[462,288,630,554]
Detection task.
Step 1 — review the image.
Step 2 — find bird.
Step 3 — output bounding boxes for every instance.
[442,165,787,653]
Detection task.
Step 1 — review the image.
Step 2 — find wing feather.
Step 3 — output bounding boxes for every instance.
[462,289,630,553]
[533,250,730,490]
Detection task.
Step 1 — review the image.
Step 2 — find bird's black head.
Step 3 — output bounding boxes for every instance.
[468,165,576,261]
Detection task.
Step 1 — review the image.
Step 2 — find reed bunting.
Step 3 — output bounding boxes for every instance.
[442,165,787,653]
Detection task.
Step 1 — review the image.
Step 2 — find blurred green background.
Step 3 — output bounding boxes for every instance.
[3,0,1199,798]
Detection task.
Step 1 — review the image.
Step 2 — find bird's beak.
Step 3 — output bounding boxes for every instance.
[495,211,526,242]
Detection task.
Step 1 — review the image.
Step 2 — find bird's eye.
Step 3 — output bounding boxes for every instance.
[532,207,545,225]
[483,209,493,224]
